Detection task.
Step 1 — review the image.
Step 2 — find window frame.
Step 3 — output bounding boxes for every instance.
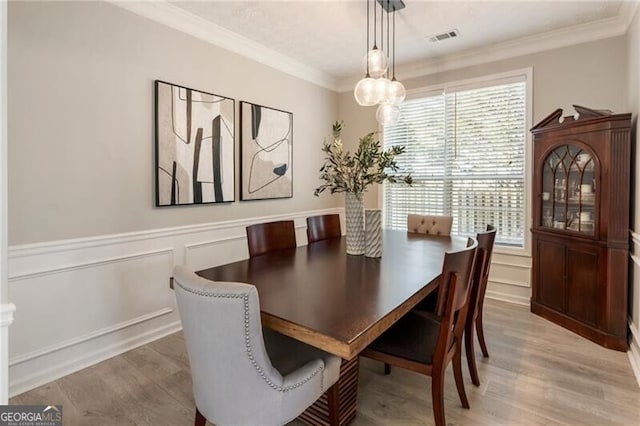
[379,67,533,257]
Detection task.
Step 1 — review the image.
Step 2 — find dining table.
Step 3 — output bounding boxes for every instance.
[192,229,466,426]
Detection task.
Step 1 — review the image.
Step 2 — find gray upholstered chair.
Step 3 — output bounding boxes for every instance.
[407,214,453,236]
[173,266,341,426]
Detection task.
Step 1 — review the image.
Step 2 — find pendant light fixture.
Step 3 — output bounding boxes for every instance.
[386,8,406,104]
[366,0,388,78]
[354,0,405,126]
[354,0,379,106]
[374,2,391,102]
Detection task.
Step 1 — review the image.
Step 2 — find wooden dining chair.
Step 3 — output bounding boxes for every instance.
[407,214,453,236]
[465,224,497,386]
[361,238,478,426]
[407,225,497,386]
[246,220,296,257]
[306,214,342,243]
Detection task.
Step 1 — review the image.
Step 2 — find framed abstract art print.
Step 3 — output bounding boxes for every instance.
[155,80,235,206]
[240,101,293,200]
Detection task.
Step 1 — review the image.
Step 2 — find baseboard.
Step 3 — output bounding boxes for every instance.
[9,320,182,397]
[628,320,640,388]
[1,304,16,404]
[485,289,530,306]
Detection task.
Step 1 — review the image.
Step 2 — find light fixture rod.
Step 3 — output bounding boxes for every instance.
[373,0,377,49]
[366,0,370,75]
[392,2,396,80]
[386,0,390,78]
[376,0,405,13]
[380,0,384,55]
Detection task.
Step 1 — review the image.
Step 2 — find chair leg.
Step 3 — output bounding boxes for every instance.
[476,310,489,358]
[453,347,470,409]
[431,369,446,426]
[194,408,206,426]
[465,322,481,387]
[384,363,391,375]
[327,382,340,426]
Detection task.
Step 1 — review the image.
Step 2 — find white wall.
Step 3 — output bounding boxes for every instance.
[628,5,640,385]
[7,1,341,396]
[8,1,340,246]
[338,35,629,306]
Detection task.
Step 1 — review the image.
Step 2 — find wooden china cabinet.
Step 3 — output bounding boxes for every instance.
[530,105,631,351]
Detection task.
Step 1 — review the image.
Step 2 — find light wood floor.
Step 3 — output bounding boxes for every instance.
[11,299,640,425]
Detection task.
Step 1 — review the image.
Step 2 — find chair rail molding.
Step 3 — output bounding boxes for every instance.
[7,207,343,397]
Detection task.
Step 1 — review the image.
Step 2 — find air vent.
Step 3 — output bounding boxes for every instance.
[428,29,460,43]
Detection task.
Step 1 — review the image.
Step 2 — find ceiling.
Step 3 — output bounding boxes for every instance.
[119,1,637,90]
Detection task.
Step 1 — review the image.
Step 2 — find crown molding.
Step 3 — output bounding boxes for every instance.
[336,2,638,92]
[107,0,339,91]
[107,0,637,95]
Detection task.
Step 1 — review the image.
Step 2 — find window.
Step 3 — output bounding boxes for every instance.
[383,73,528,247]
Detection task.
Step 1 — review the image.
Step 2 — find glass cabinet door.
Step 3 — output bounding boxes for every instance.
[541,145,595,235]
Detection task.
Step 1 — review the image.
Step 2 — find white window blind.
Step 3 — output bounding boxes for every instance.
[383,77,526,247]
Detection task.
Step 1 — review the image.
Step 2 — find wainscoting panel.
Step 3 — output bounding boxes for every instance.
[7,208,537,394]
[7,208,342,397]
[486,252,532,305]
[184,235,247,271]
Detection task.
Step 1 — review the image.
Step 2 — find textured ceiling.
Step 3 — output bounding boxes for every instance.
[170,0,624,79]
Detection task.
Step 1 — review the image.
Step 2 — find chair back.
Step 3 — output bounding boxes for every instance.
[173,266,282,424]
[433,238,478,363]
[246,220,296,257]
[407,214,453,236]
[306,214,342,243]
[468,225,497,321]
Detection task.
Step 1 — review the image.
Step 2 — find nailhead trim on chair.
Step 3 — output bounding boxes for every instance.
[175,280,325,392]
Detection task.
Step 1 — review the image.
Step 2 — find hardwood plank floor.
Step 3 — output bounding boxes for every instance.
[11,300,640,425]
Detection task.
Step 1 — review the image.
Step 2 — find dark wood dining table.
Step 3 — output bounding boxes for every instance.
[195,229,465,426]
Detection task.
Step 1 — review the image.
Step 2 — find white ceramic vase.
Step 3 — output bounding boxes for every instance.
[365,209,382,258]
[345,192,365,255]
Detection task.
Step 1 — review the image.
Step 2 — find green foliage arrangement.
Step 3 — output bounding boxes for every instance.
[314,121,413,196]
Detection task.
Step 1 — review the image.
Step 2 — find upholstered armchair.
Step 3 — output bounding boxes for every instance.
[173,266,341,426]
[407,214,453,236]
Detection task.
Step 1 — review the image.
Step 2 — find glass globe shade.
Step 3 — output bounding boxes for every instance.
[365,48,388,78]
[353,77,378,106]
[386,80,406,104]
[376,102,401,126]
[373,77,390,104]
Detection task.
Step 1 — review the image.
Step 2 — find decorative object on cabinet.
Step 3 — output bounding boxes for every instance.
[155,80,235,206]
[240,102,293,201]
[530,105,631,351]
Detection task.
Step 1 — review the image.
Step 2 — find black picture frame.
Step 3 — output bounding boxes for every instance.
[239,101,293,201]
[155,80,236,207]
